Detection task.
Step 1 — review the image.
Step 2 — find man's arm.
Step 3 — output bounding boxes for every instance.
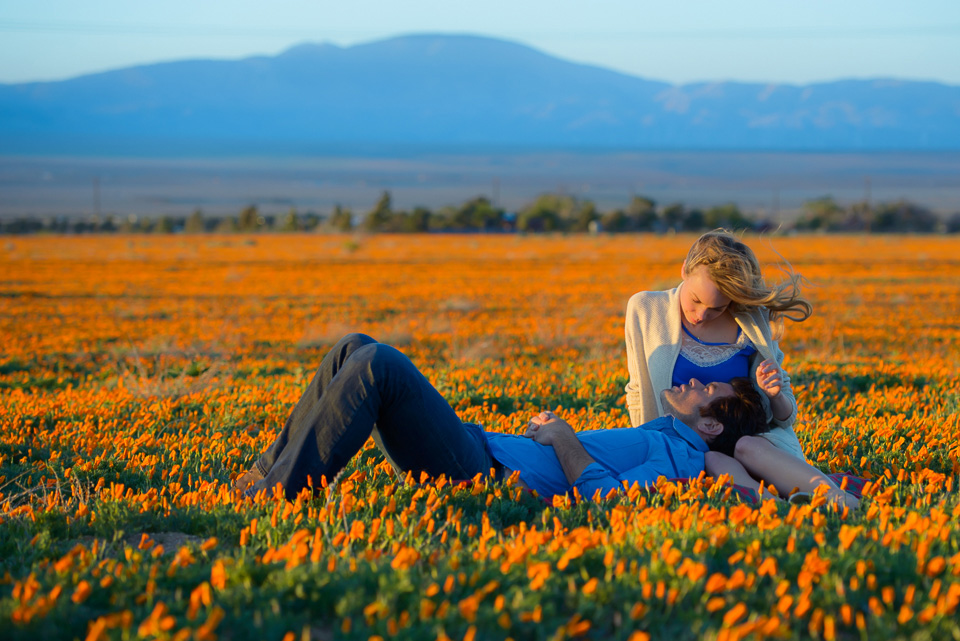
[524,412,669,498]
[524,412,597,485]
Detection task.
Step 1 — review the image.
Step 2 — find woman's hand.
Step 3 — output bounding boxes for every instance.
[756,359,783,398]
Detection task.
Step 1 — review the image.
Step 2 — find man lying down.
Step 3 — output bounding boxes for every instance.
[234,333,769,501]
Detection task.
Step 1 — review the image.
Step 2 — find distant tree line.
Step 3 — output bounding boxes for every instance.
[792,197,960,233]
[3,191,959,235]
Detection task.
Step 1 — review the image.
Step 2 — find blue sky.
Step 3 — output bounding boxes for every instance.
[1,0,959,85]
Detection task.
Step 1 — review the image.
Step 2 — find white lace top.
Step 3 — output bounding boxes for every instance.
[679,327,755,367]
[672,325,757,387]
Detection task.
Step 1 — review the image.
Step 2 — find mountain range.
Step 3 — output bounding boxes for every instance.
[1,34,959,153]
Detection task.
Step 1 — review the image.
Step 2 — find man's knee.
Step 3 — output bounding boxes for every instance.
[734,435,769,464]
[352,342,408,371]
[337,332,377,352]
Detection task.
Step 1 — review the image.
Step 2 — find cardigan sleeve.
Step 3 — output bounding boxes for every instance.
[767,336,798,428]
[748,308,798,429]
[624,292,654,427]
[745,308,805,460]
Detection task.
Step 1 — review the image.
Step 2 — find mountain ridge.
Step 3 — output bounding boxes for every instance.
[1,33,958,153]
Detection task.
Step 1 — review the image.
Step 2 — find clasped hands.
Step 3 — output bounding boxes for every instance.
[523,410,575,446]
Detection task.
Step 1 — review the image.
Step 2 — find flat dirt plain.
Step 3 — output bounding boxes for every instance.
[1,233,959,640]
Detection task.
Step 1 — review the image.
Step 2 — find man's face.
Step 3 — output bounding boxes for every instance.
[660,378,736,440]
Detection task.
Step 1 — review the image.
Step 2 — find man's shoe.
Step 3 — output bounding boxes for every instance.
[234,467,263,492]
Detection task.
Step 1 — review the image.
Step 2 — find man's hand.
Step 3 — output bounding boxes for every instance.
[756,359,782,398]
[524,411,576,446]
[524,410,597,486]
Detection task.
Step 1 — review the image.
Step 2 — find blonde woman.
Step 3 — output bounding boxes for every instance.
[625,230,858,507]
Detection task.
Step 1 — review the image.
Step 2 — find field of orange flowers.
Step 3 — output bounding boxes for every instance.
[1,233,959,641]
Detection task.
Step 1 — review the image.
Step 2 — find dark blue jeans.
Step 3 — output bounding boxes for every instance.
[250,333,497,499]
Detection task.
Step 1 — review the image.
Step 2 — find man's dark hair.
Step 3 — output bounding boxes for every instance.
[700,378,769,456]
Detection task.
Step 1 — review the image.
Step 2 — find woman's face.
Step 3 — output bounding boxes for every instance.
[680,263,731,326]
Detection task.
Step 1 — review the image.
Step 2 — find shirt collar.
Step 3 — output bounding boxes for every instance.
[657,415,711,453]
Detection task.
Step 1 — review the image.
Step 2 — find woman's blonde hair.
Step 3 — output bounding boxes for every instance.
[684,229,812,337]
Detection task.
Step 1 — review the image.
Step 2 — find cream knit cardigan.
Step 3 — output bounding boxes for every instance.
[624,284,805,460]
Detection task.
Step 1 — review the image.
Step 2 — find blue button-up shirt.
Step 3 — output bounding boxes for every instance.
[484,416,708,500]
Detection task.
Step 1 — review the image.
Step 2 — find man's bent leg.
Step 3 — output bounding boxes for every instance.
[249,342,492,500]
[253,333,379,478]
[367,349,492,481]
